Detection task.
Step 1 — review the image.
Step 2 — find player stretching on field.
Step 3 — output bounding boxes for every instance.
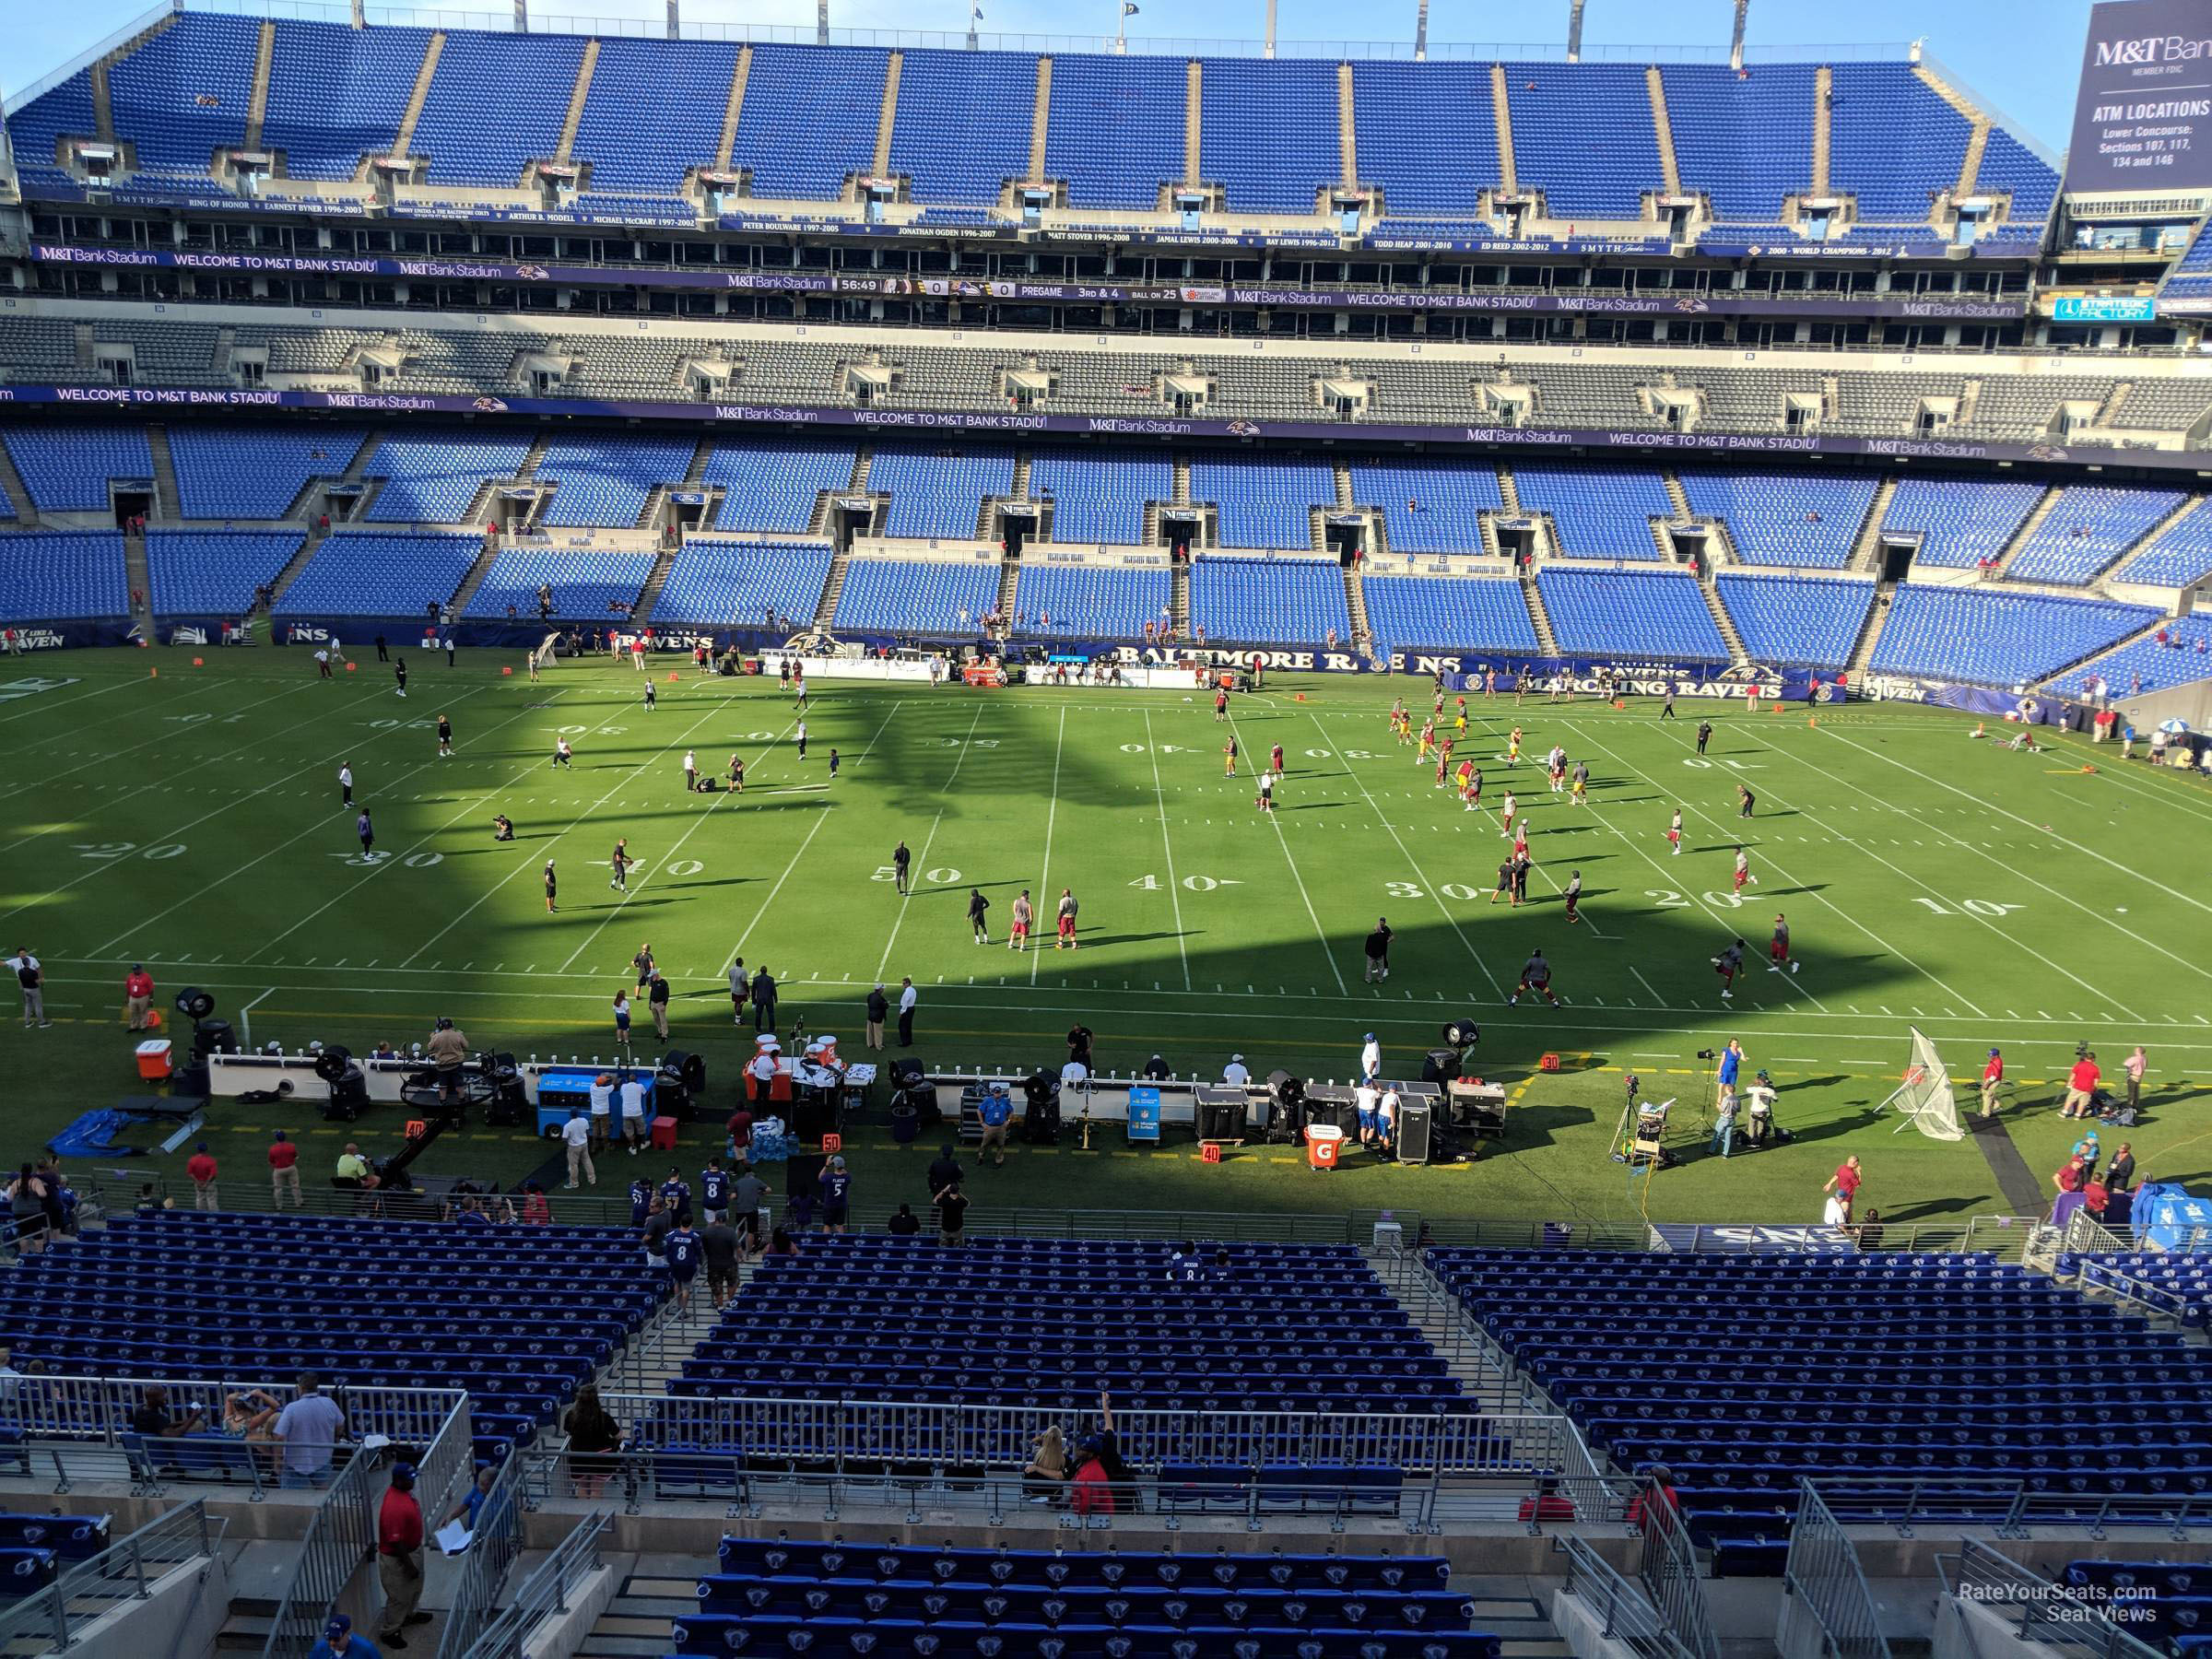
[1499,791,1517,841]
[1008,889,1033,951]
[1488,857,1514,905]
[1055,888,1080,949]
[1507,726,1523,766]
[1270,742,1285,775]
[1511,947,1561,1006]
[1769,912,1797,974]
[1713,937,1747,1000]
[1547,744,1567,794]
[1417,720,1435,763]
[1666,807,1683,856]
[1734,845,1757,893]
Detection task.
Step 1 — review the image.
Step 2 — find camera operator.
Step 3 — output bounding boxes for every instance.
[1743,1070,1778,1147]
[426,1018,468,1104]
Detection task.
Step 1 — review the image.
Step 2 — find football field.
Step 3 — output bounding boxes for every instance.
[4,646,2209,1234]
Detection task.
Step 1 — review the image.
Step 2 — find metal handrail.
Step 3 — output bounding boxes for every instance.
[1808,1476,2212,1540]
[1637,1482,1723,1659]
[434,1453,525,1659]
[1557,1535,1699,1659]
[457,1510,613,1659]
[1938,1538,2167,1659]
[1783,1480,1894,1659]
[0,1500,221,1654]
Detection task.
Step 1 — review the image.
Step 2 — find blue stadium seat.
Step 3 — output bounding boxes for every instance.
[888,51,1036,206]
[1825,64,1968,221]
[871,444,1016,539]
[1013,559,1166,640]
[1200,59,1337,215]
[2,425,155,513]
[1662,65,1816,221]
[464,547,656,619]
[2005,486,2187,587]
[1880,477,2044,570]
[1681,471,1877,569]
[1713,574,1875,670]
[1191,455,1336,551]
[571,39,740,197]
[147,530,304,617]
[703,440,857,535]
[1355,462,1504,556]
[537,435,699,529]
[410,32,585,186]
[653,539,833,629]
[1352,64,1500,218]
[1032,449,1172,546]
[1513,467,1671,562]
[2112,500,2212,589]
[731,46,889,201]
[362,432,536,524]
[1503,63,1663,218]
[274,532,480,618]
[106,13,259,174]
[0,533,130,620]
[168,425,367,519]
[259,21,431,180]
[1042,54,1184,210]
[834,557,1001,634]
[1361,575,1537,655]
[1871,587,2159,685]
[1188,558,1348,646]
[1537,568,1727,661]
[2063,613,2212,698]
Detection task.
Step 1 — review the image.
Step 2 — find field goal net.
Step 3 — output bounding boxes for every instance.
[529,633,561,673]
[1881,1026,1963,1140]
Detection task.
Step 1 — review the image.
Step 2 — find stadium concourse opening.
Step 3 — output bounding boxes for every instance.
[5,4,2212,1654]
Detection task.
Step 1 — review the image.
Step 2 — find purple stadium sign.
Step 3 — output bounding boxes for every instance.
[2065,0,2212,193]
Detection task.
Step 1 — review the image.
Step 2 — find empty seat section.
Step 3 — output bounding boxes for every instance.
[259,21,431,180]
[1880,477,2044,570]
[106,13,259,173]
[1030,448,1172,545]
[1361,576,1537,653]
[2006,486,2187,586]
[1681,471,1877,569]
[870,444,1015,539]
[1191,454,1336,550]
[653,538,833,629]
[3,1212,663,1447]
[1975,129,2058,225]
[411,32,585,186]
[147,530,304,616]
[1352,63,1499,218]
[570,38,738,196]
[1357,462,1504,555]
[834,557,1001,634]
[537,435,699,529]
[463,547,656,619]
[274,532,481,618]
[2052,613,2212,697]
[1713,574,1875,669]
[730,45,888,201]
[1662,65,1816,221]
[1188,557,1347,646]
[1825,64,1969,220]
[1200,58,1337,215]
[1012,559,1163,638]
[4,72,99,185]
[1538,568,1727,660]
[0,533,128,620]
[1513,466,1670,561]
[2,425,155,513]
[1503,62,1662,218]
[2114,501,2212,589]
[362,432,536,524]
[1042,53,1185,210]
[703,441,856,535]
[887,50,1036,206]
[168,425,367,519]
[675,1237,1465,1415]
[0,480,13,522]
[1871,586,2159,684]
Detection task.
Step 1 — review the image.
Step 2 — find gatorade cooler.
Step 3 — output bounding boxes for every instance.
[1304,1124,1344,1171]
[135,1040,173,1080]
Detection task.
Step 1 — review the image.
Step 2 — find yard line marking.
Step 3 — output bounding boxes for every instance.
[85,687,531,959]
[0,674,140,730]
[1140,710,1192,991]
[1210,708,1342,995]
[1629,965,1667,1006]
[733,700,905,977]
[1744,724,2212,990]
[410,694,785,972]
[1030,705,1066,987]
[877,703,987,981]
[1823,724,2212,920]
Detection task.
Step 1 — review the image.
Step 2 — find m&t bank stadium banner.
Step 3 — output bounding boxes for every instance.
[2065,0,2212,193]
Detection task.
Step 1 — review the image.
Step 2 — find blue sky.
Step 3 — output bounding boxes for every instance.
[3,0,2096,153]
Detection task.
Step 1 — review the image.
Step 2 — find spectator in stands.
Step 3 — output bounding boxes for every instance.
[2054,1155,2089,1198]
[1626,1465,1680,1539]
[888,1204,921,1237]
[1023,1425,1068,1504]
[186,1142,219,1211]
[1518,1476,1576,1524]
[731,1166,769,1258]
[376,1463,429,1648]
[765,1226,799,1258]
[221,1388,283,1448]
[561,1385,624,1499]
[640,1195,673,1268]
[446,1465,500,1538]
[268,1131,301,1208]
[934,1178,970,1248]
[520,1183,551,1225]
[131,1385,206,1440]
[273,1373,347,1489]
[1824,1156,1862,1218]
[6,1165,48,1258]
[1070,1435,1115,1523]
[702,1209,741,1309]
[123,963,156,1030]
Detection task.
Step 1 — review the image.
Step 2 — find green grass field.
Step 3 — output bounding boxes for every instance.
[5,646,2208,1234]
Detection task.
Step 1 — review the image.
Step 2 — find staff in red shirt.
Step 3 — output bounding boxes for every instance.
[1979,1049,2005,1119]
[1824,1156,1862,1215]
[2062,1051,2100,1120]
[376,1465,429,1646]
[123,965,156,1030]
[185,1143,218,1212]
[267,1132,301,1209]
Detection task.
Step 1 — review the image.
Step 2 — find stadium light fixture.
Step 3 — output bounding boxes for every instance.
[1731,0,1748,70]
[1413,0,1428,61]
[1566,0,1583,62]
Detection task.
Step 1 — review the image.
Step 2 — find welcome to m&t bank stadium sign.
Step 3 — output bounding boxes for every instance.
[2065,0,2212,193]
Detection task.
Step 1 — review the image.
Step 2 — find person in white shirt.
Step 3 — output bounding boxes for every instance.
[1360,1032,1382,1082]
[683,750,699,793]
[897,978,918,1046]
[587,1072,614,1153]
[337,763,354,808]
[1355,1080,1382,1147]
[1220,1053,1251,1086]
[1820,1190,1850,1229]
[561,1109,594,1188]
[1060,1057,1089,1090]
[618,1072,648,1155]
[747,1048,777,1105]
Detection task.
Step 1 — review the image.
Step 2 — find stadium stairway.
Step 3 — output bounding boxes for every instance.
[634,543,678,623]
[123,521,152,627]
[1171,559,1191,637]
[1495,468,1521,516]
[1811,65,1833,194]
[1849,477,1900,573]
[392,32,446,158]
[815,546,853,632]
[1989,487,2063,581]
[1644,66,1682,196]
[1696,570,1749,668]
[2038,608,2174,690]
[448,535,505,616]
[1845,581,1898,676]
[1489,65,1517,192]
[995,555,1020,624]
[241,20,275,152]
[1342,559,1370,647]
[1519,566,1559,657]
[1916,61,1991,197]
[147,424,180,523]
[717,45,752,171]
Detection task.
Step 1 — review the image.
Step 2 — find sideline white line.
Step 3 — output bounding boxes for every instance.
[1141,710,1192,991]
[1030,704,1065,987]
[1307,710,1503,999]
[1823,723,2212,920]
[876,703,987,981]
[731,700,905,977]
